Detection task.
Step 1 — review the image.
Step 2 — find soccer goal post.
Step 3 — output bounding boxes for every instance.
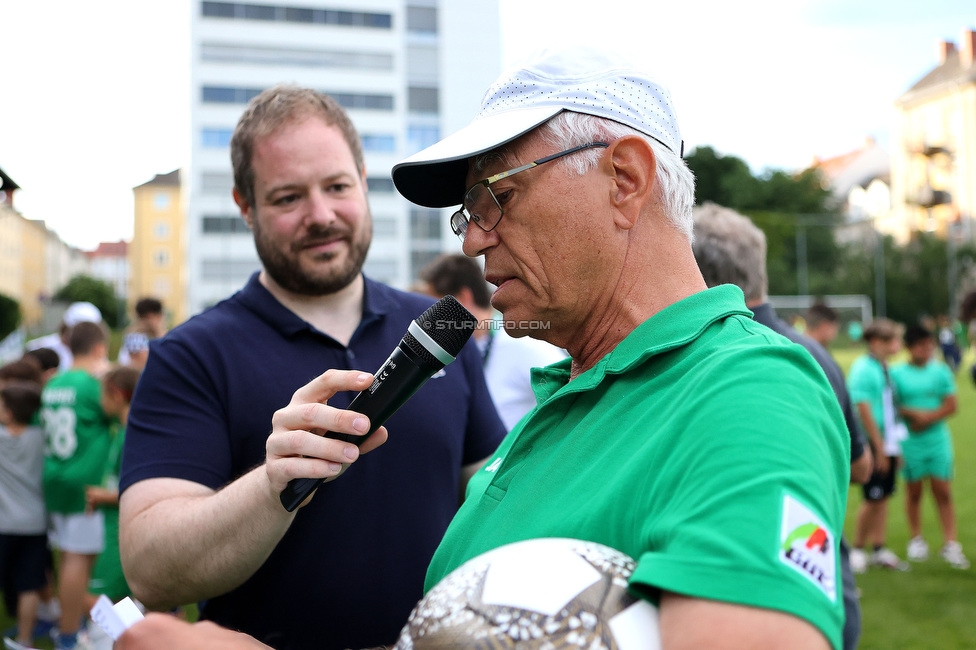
[767,295,874,328]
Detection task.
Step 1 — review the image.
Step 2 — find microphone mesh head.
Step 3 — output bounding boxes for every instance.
[411,295,478,358]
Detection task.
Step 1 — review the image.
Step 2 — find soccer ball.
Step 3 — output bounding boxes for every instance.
[394,538,660,649]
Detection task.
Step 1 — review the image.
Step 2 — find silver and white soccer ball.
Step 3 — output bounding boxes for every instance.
[395,537,660,649]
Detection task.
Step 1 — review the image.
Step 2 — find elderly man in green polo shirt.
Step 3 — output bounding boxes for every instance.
[391,46,850,650]
[115,46,851,650]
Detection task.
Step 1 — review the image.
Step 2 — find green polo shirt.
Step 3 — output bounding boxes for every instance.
[847,354,893,440]
[426,285,849,649]
[890,359,955,457]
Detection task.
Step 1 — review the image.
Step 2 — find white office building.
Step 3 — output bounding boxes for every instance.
[187,0,501,315]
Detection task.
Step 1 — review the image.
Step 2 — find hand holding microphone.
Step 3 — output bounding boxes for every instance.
[272,296,478,512]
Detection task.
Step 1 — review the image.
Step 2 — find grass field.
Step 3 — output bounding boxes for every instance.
[834,347,976,650]
[4,349,975,649]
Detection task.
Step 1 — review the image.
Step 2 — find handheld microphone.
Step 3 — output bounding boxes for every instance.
[279,295,478,512]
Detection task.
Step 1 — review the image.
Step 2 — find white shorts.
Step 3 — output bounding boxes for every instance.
[48,511,105,555]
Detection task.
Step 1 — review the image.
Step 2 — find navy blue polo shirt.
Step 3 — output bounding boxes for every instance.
[121,273,506,650]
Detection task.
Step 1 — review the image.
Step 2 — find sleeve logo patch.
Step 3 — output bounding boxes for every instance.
[779,494,837,602]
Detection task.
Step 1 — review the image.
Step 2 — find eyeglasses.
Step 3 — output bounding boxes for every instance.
[450,141,609,243]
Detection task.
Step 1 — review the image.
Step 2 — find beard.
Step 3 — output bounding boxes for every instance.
[252,214,372,296]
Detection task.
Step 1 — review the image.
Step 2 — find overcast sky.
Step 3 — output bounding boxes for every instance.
[0,0,972,250]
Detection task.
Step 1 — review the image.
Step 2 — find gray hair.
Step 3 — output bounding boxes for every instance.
[474,111,696,241]
[691,203,768,303]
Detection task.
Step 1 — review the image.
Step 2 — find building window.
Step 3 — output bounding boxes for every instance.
[202,127,234,148]
[202,85,393,111]
[202,258,260,281]
[411,250,440,280]
[408,87,439,114]
[361,134,396,153]
[202,86,262,104]
[153,192,171,210]
[153,250,171,268]
[283,6,312,22]
[330,92,394,111]
[406,6,437,34]
[372,216,397,238]
[406,45,438,82]
[366,177,395,193]
[200,43,393,70]
[202,215,250,234]
[153,222,170,240]
[201,2,392,29]
[363,258,397,284]
[201,1,235,18]
[201,173,234,195]
[242,3,276,20]
[410,207,441,240]
[407,125,439,155]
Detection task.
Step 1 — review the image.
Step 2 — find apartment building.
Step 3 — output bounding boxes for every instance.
[0,168,89,332]
[892,28,976,243]
[131,170,187,325]
[186,0,501,316]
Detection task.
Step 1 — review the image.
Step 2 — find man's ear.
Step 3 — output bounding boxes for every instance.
[606,135,657,231]
[233,187,254,230]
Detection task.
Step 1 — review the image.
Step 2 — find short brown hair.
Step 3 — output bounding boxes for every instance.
[0,357,43,385]
[231,84,364,208]
[805,303,838,329]
[103,366,141,404]
[419,254,492,309]
[69,321,108,356]
[863,318,899,342]
[1,380,42,425]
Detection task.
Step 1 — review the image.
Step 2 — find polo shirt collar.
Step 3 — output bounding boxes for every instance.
[236,271,398,339]
[531,285,752,401]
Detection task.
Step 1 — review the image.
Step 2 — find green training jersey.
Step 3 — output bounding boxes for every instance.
[41,369,112,514]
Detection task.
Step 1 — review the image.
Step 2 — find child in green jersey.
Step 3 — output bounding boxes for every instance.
[892,324,968,569]
[40,321,111,650]
[84,365,142,649]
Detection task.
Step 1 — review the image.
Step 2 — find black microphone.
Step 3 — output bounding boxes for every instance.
[279,295,478,512]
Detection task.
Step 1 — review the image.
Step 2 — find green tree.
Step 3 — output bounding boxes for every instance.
[0,293,21,340]
[53,275,122,328]
[687,147,844,298]
[838,233,976,325]
[685,146,761,209]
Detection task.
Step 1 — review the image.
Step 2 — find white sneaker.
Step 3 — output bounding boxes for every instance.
[941,541,971,569]
[849,547,868,574]
[4,638,40,650]
[907,536,929,561]
[870,547,910,571]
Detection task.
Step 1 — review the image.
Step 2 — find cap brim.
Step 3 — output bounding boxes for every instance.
[392,105,563,208]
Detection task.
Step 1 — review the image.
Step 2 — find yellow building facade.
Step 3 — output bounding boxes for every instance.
[0,204,53,330]
[129,170,187,326]
[892,31,976,243]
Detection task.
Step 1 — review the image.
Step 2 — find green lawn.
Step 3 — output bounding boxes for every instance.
[835,347,976,650]
[5,349,975,649]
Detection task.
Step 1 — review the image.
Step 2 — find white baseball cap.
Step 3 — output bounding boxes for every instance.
[63,301,103,327]
[392,45,682,209]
